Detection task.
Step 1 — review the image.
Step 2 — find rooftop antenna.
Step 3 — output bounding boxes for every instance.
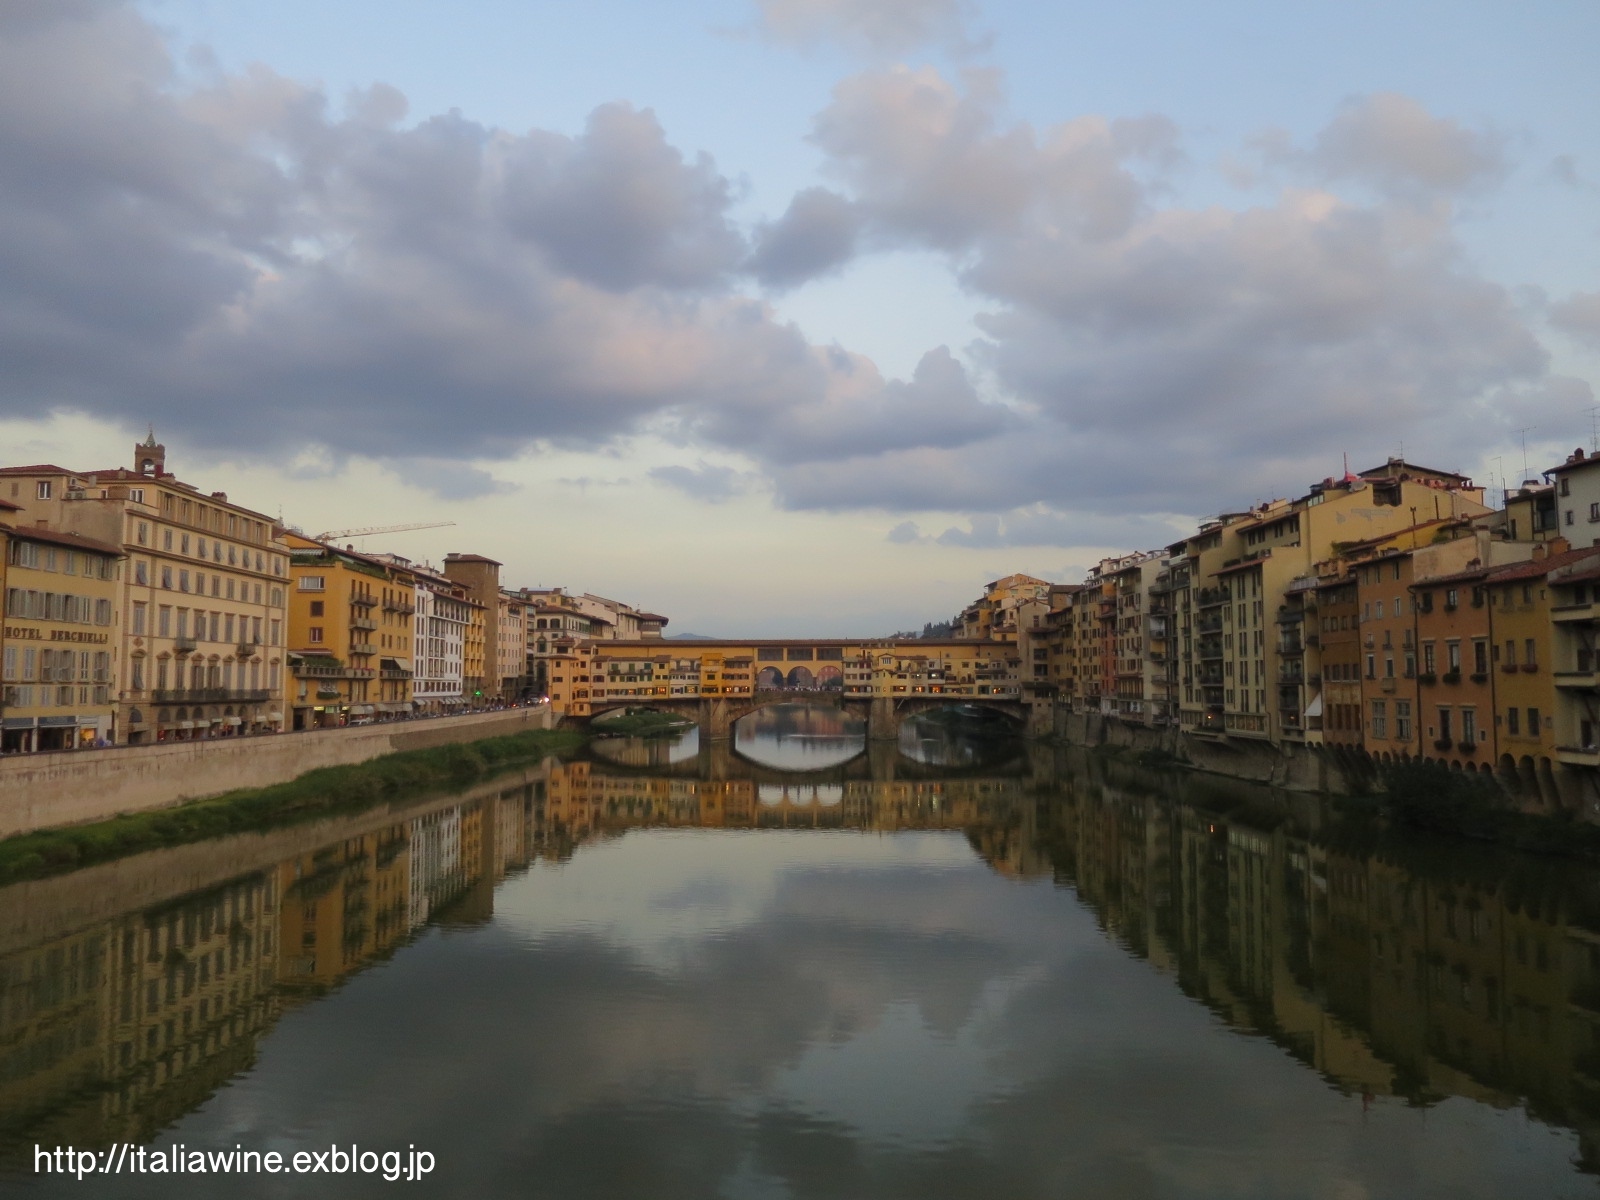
[1515,426,1535,482]
[1490,456,1504,508]
[1590,405,1599,454]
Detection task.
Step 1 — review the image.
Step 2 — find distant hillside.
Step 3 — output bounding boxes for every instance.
[668,632,717,640]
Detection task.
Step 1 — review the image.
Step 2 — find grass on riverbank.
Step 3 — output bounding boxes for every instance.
[0,727,586,886]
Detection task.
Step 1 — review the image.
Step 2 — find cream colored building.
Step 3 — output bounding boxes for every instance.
[0,436,291,743]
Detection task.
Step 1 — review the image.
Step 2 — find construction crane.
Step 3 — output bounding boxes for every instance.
[313,520,457,542]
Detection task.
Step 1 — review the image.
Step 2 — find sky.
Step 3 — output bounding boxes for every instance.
[1,0,1597,635]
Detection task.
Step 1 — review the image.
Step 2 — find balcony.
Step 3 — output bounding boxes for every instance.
[380,668,412,680]
[1553,603,1600,623]
[349,642,377,655]
[173,636,198,654]
[384,599,416,614]
[350,617,378,632]
[1276,608,1304,625]
[236,640,261,659]
[1556,670,1600,689]
[1558,745,1600,767]
[350,593,377,608]
[150,688,271,703]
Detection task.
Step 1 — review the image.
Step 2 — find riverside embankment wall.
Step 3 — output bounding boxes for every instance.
[0,706,553,838]
[1050,709,1368,795]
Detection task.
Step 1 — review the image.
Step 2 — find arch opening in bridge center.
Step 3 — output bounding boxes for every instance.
[756,666,785,689]
[731,701,866,772]
[786,665,815,688]
[897,702,1025,769]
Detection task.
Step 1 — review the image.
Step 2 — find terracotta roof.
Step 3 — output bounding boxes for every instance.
[0,464,74,475]
[0,498,20,512]
[444,553,503,566]
[1484,547,1600,583]
[0,524,125,557]
[633,612,669,623]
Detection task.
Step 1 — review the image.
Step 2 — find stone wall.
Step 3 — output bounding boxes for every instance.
[1048,707,1358,794]
[0,706,552,838]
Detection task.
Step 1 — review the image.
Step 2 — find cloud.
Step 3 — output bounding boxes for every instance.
[886,520,922,542]
[649,462,761,503]
[752,0,980,56]
[747,187,862,288]
[761,70,1549,520]
[383,457,518,500]
[1551,292,1600,349]
[1301,92,1509,198]
[0,1,998,483]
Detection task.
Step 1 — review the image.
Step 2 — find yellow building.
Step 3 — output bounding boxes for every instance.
[1487,545,1600,803]
[956,573,1052,641]
[1,522,124,752]
[285,535,416,728]
[1,436,292,743]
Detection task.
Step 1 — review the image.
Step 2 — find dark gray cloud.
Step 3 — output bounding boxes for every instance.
[649,462,760,503]
[0,5,1578,545]
[747,187,862,288]
[0,2,999,477]
[760,68,1563,523]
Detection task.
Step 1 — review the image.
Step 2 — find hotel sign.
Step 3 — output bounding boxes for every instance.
[3,625,110,644]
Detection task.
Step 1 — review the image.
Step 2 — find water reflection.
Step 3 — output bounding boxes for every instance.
[899,707,1025,768]
[732,703,864,770]
[3,751,1600,1197]
[590,723,701,766]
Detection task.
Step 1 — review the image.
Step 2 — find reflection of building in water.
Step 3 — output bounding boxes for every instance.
[1040,761,1600,1170]
[0,781,542,1165]
[0,873,281,1158]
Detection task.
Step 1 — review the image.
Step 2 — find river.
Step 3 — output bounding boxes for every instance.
[3,704,1599,1198]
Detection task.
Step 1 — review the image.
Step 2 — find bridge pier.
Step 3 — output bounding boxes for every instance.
[866,697,902,742]
[699,697,734,740]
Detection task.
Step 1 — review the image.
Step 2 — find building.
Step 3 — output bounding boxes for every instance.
[0,436,291,743]
[956,574,1052,641]
[1548,449,1600,546]
[1,521,124,752]
[285,534,417,728]
[442,554,503,704]
[411,564,475,715]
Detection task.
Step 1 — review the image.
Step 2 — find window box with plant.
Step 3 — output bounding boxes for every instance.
[1442,670,1461,684]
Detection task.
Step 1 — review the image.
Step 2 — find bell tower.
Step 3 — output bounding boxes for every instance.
[134,427,165,476]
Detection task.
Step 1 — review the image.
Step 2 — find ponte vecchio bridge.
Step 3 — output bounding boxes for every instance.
[545,639,1030,740]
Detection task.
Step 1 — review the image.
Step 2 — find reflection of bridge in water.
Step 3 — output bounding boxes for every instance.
[591,731,1027,784]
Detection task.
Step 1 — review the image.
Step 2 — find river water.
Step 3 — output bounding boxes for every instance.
[4,704,1600,1198]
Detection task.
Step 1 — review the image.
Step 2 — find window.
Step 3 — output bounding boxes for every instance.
[1366,654,1376,679]
[36,480,51,500]
[158,606,171,636]
[309,600,324,617]
[1462,709,1478,744]
[1561,477,1572,496]
[1446,588,1459,609]
[298,576,325,592]
[1529,707,1541,734]
[1395,701,1412,741]
[1376,599,1385,619]
[178,569,189,593]
[160,566,172,589]
[1371,700,1387,739]
[1505,640,1516,666]
[1525,638,1537,666]
[1473,641,1488,674]
[130,488,145,504]
[1447,642,1461,672]
[308,627,324,644]
[1567,510,1576,526]
[1590,503,1600,522]
[163,529,173,550]
[1508,707,1520,735]
[1438,708,1452,742]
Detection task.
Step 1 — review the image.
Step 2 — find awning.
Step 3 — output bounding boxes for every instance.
[350,704,375,715]
[2,717,37,730]
[39,715,79,727]
[268,711,283,721]
[226,716,243,726]
[179,720,195,729]
[1304,694,1323,718]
